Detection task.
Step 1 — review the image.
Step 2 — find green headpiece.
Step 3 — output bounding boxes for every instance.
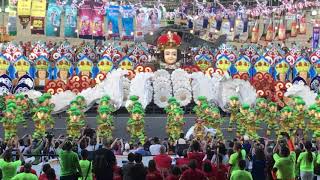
[37,96,46,104]
[6,100,16,106]
[100,95,111,102]
[15,94,24,100]
[38,106,49,113]
[70,100,79,106]
[315,107,320,113]
[76,96,85,101]
[308,104,318,111]
[229,96,239,101]
[197,96,207,102]
[256,98,266,104]
[43,93,52,99]
[98,105,111,113]
[4,107,14,113]
[129,95,139,101]
[241,103,250,110]
[314,131,320,138]
[201,103,209,109]
[6,102,17,109]
[132,107,144,114]
[168,97,177,103]
[268,102,277,107]
[296,99,306,106]
[281,106,293,112]
[173,108,184,115]
[70,108,82,116]
[212,107,220,113]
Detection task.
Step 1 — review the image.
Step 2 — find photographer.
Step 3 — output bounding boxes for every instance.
[272,133,296,180]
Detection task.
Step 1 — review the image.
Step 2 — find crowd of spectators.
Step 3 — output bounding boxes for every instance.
[0,128,320,180]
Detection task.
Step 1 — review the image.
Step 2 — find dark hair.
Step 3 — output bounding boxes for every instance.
[280,146,290,157]
[128,153,135,162]
[42,163,51,173]
[305,141,313,163]
[255,148,266,161]
[148,160,157,172]
[238,160,246,170]
[234,142,243,161]
[63,141,73,151]
[24,163,32,173]
[191,141,201,152]
[135,153,143,163]
[218,143,227,155]
[203,161,212,173]
[81,149,89,159]
[171,166,181,176]
[3,150,12,162]
[46,168,56,180]
[182,149,188,158]
[188,159,197,170]
[153,137,160,144]
[206,149,214,161]
[180,133,185,139]
[18,139,24,146]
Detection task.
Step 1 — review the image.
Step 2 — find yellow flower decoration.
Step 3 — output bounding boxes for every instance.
[215,56,231,72]
[98,57,114,73]
[254,59,270,73]
[56,57,72,71]
[0,56,10,71]
[295,58,310,73]
[14,57,30,73]
[119,57,134,70]
[235,57,251,73]
[275,61,289,74]
[77,57,93,73]
[35,57,49,71]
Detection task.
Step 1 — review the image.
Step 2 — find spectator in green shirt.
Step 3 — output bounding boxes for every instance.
[0,149,23,180]
[12,163,38,180]
[58,140,82,180]
[228,142,246,176]
[230,160,253,180]
[273,145,296,180]
[79,149,93,180]
[297,141,315,180]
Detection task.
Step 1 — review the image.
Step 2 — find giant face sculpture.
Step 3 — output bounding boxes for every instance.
[164,48,178,65]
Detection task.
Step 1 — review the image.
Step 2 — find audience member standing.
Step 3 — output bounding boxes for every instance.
[251,147,266,180]
[93,139,116,180]
[297,141,315,180]
[146,160,162,180]
[230,160,253,180]
[58,141,82,180]
[79,149,93,180]
[187,141,205,169]
[272,144,296,180]
[0,149,23,180]
[166,166,181,180]
[229,142,246,175]
[128,153,147,180]
[179,160,207,180]
[122,153,135,180]
[11,163,38,180]
[176,149,189,167]
[150,137,162,155]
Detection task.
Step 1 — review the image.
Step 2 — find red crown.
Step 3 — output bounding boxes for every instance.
[157,31,182,49]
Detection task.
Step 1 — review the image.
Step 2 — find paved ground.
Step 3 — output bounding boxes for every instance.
[0,112,277,141]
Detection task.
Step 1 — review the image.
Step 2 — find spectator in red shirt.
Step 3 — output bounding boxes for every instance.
[146,160,162,180]
[153,145,172,169]
[180,160,207,180]
[203,161,215,180]
[187,141,205,169]
[212,154,228,180]
[113,163,122,180]
[39,164,51,180]
[39,168,57,180]
[166,166,181,180]
[176,149,189,167]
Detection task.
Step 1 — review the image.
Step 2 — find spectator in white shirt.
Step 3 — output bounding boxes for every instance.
[149,137,162,155]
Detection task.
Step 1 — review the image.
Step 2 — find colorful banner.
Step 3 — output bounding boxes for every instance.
[121,5,135,40]
[79,0,92,39]
[17,0,32,28]
[92,1,105,39]
[31,0,47,34]
[8,0,17,36]
[313,26,320,50]
[46,3,62,37]
[106,5,120,38]
[64,5,78,38]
